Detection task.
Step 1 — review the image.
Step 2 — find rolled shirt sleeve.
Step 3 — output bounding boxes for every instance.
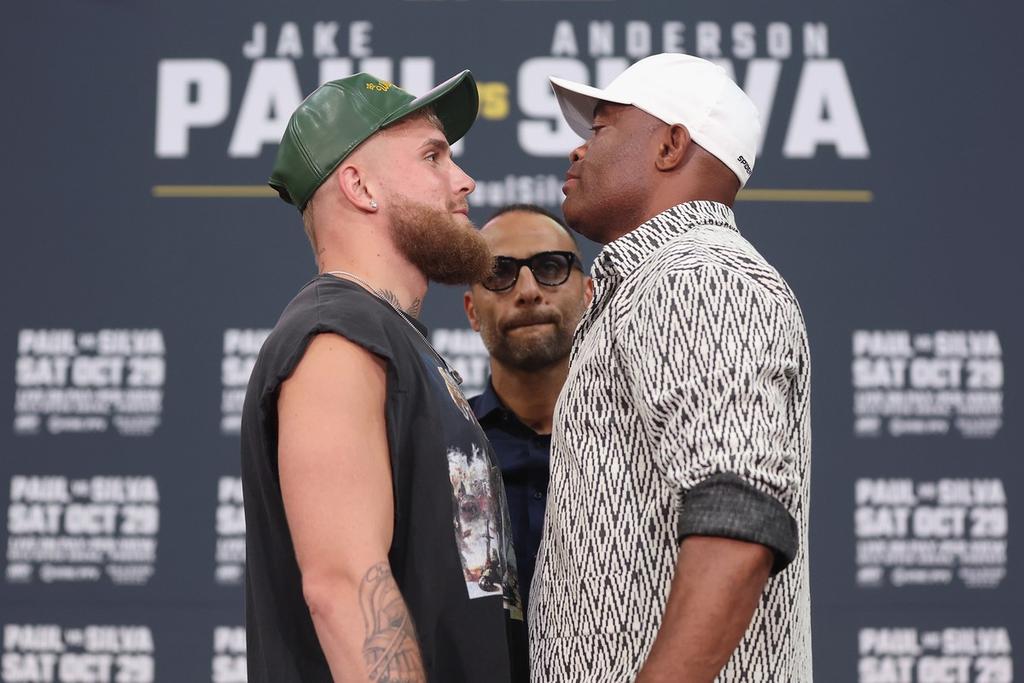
[621,263,801,573]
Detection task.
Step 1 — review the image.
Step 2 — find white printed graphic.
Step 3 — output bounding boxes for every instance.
[155,20,867,165]
[852,330,1003,438]
[432,329,489,399]
[14,329,166,437]
[1,624,155,683]
[5,476,160,586]
[212,626,247,683]
[859,627,1012,683]
[447,445,504,598]
[221,329,270,435]
[520,21,866,158]
[445,445,522,620]
[468,175,566,208]
[855,478,1007,589]
[215,477,245,585]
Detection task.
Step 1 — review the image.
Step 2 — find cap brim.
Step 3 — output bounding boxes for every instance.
[549,77,633,139]
[382,70,479,145]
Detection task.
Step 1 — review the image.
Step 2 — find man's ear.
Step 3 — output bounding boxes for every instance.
[337,164,377,212]
[654,123,692,172]
[463,290,481,332]
[583,276,595,307]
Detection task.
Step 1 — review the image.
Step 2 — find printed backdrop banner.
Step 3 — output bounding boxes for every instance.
[1,0,1020,681]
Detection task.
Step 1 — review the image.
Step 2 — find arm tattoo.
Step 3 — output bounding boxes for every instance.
[360,562,426,683]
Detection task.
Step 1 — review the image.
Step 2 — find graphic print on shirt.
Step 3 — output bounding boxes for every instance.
[437,365,475,422]
[420,353,524,621]
[445,443,524,621]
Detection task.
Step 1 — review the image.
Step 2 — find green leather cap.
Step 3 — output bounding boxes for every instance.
[269,70,479,211]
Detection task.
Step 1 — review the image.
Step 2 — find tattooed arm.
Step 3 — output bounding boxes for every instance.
[278,333,426,682]
[360,563,426,681]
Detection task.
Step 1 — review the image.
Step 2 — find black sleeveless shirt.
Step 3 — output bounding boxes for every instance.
[241,275,527,682]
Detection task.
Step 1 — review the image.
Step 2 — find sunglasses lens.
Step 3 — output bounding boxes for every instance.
[483,258,517,290]
[532,253,571,285]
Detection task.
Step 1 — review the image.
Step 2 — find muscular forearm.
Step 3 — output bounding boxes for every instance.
[635,536,773,683]
[305,562,426,683]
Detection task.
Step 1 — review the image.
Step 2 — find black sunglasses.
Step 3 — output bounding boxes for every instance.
[481,251,583,292]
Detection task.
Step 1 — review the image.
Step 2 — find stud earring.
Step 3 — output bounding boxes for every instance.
[369,199,378,209]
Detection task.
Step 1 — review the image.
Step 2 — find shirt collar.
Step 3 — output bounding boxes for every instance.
[591,201,739,281]
[471,380,551,439]
[471,379,506,424]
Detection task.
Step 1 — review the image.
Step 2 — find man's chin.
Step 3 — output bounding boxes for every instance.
[562,197,588,234]
[503,348,565,372]
[388,196,492,284]
[499,332,567,365]
[563,205,604,244]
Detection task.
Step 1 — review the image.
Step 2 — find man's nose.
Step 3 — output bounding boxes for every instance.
[569,143,586,163]
[514,266,543,303]
[452,161,476,196]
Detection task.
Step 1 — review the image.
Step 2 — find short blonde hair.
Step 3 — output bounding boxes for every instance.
[301,197,319,259]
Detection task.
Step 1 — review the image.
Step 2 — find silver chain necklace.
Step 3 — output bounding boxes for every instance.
[323,270,463,385]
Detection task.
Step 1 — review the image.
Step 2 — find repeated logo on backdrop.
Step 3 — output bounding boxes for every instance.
[1,624,155,683]
[859,628,1013,683]
[221,329,270,435]
[854,478,1008,590]
[432,328,490,399]
[851,328,1012,677]
[214,477,245,586]
[852,330,1003,439]
[211,626,246,683]
[14,330,166,437]
[5,476,160,586]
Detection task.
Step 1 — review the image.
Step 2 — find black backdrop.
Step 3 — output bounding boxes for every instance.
[2,1,1021,681]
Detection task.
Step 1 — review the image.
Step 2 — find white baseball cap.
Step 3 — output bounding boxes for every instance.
[549,53,761,187]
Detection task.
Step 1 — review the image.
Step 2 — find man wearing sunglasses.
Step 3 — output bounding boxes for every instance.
[530,54,812,682]
[463,204,593,619]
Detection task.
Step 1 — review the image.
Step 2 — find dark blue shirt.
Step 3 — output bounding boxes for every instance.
[468,381,550,613]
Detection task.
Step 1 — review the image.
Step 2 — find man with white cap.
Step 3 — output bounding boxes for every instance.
[530,54,812,682]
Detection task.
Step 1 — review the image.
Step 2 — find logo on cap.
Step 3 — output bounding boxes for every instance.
[365,80,393,93]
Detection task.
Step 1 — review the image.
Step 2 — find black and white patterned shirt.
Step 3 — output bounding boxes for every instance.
[529,201,812,682]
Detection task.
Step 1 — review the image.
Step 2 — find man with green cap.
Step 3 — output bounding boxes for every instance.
[241,70,527,683]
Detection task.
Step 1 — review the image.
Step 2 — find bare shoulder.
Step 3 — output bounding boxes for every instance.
[278,332,388,438]
[296,332,386,377]
[284,332,385,396]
